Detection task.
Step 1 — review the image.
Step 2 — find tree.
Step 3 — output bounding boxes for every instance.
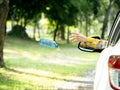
[45,0,79,41]
[72,0,100,36]
[0,0,9,67]
[9,0,43,27]
[8,0,45,39]
[101,0,114,39]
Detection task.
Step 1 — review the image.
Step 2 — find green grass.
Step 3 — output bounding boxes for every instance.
[0,36,100,90]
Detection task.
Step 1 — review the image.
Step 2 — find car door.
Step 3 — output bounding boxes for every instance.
[94,11,120,90]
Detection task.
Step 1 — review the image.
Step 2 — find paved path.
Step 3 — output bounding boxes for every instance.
[56,70,95,90]
[56,77,93,90]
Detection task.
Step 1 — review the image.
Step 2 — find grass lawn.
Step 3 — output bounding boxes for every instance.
[0,36,100,90]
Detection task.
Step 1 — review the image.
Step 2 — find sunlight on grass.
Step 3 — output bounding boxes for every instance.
[1,36,100,89]
[0,68,71,90]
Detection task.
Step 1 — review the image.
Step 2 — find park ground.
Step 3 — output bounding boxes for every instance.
[0,36,100,90]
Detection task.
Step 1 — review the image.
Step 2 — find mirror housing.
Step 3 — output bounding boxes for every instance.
[78,42,102,53]
[78,36,103,53]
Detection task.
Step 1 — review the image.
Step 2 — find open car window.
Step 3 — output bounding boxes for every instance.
[107,11,120,46]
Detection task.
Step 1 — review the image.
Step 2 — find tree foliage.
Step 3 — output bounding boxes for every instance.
[9,0,45,26]
[7,0,120,39]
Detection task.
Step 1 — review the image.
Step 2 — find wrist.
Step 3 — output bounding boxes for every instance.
[86,37,93,42]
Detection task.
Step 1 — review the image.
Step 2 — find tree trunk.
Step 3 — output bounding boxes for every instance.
[33,25,36,40]
[0,0,9,67]
[85,15,89,37]
[67,27,70,43]
[78,17,82,33]
[53,23,59,41]
[11,15,15,29]
[101,0,114,39]
[60,25,65,40]
[37,24,40,39]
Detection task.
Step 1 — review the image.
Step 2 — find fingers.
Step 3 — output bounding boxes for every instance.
[70,32,80,38]
[71,32,80,37]
[70,32,87,42]
[70,35,81,42]
[69,33,79,42]
[70,37,79,42]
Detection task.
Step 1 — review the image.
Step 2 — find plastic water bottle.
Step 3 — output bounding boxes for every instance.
[39,37,58,48]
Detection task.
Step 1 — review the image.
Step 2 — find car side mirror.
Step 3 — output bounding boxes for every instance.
[78,36,103,53]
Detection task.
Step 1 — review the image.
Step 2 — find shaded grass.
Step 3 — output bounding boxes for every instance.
[0,36,100,89]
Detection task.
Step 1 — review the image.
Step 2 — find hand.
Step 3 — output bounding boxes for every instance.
[70,32,87,42]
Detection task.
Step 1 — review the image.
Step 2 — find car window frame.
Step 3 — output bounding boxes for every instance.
[107,11,120,46]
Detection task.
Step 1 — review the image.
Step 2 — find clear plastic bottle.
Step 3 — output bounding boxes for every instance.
[39,37,58,48]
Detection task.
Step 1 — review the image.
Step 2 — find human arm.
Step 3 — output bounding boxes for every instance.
[70,32,87,42]
[70,32,108,50]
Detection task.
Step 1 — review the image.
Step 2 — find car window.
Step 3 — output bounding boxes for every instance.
[107,11,120,46]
